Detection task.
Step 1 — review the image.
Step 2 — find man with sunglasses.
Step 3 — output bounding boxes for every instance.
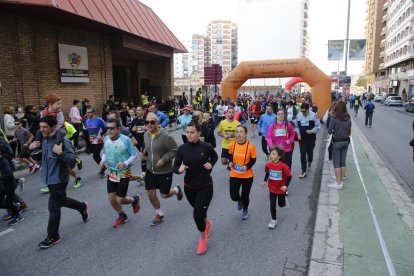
[142,113,182,226]
[296,103,321,178]
[100,118,140,228]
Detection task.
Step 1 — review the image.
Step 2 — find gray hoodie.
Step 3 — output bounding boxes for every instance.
[143,128,177,174]
[328,115,351,141]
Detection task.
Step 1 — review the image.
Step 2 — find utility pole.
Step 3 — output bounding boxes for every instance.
[343,0,351,101]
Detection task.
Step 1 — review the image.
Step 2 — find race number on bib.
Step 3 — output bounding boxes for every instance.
[269,170,282,180]
[301,120,309,127]
[275,128,287,137]
[233,164,245,174]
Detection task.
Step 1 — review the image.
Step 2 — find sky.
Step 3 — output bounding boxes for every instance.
[140,0,366,85]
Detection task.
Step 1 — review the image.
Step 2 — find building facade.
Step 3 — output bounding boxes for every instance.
[0,0,186,118]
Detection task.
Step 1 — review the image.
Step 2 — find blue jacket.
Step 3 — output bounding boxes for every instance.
[40,135,76,185]
[156,111,169,128]
[257,113,276,134]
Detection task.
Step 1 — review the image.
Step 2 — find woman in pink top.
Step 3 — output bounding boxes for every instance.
[69,99,82,149]
[266,109,296,169]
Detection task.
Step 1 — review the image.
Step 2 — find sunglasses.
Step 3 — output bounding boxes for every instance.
[145,120,157,125]
[107,126,116,130]
[14,123,21,125]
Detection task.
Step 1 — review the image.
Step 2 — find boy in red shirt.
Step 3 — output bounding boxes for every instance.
[263,146,292,229]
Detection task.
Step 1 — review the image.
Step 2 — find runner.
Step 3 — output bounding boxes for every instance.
[266,109,296,170]
[248,100,261,138]
[296,103,321,178]
[328,101,351,190]
[173,121,218,255]
[100,118,140,228]
[217,107,239,167]
[31,116,88,249]
[142,113,182,226]
[257,105,276,160]
[84,107,107,178]
[129,106,147,177]
[364,98,375,128]
[177,105,192,143]
[228,125,256,220]
[262,146,291,229]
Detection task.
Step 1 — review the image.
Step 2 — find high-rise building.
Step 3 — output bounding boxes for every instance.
[191,34,206,78]
[174,41,191,78]
[365,0,387,93]
[205,20,238,77]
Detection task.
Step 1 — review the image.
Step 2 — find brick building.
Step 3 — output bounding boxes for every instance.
[0,0,186,117]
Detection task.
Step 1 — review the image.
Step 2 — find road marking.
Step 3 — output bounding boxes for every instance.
[0,228,14,237]
[350,137,397,276]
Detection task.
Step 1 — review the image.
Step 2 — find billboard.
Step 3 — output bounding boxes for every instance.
[328,40,344,60]
[58,43,89,83]
[349,39,366,60]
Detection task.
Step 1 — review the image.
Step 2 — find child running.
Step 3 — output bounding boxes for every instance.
[262,146,292,229]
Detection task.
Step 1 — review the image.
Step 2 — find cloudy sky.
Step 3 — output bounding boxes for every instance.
[141,0,366,84]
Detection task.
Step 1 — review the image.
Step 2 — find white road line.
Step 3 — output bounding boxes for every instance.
[0,228,14,237]
[350,137,397,276]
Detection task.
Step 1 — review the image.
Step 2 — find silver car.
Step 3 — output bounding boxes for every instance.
[384,96,404,106]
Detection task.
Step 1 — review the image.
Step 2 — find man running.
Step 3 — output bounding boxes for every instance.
[100,118,140,228]
[217,107,240,166]
[296,103,321,178]
[257,105,276,160]
[142,113,182,226]
[30,116,88,249]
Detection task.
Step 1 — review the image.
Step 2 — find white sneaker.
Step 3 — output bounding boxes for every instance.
[328,183,343,190]
[268,220,278,229]
[331,175,346,180]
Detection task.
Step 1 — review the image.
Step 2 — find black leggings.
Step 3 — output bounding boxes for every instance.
[281,150,293,170]
[91,144,103,165]
[299,138,316,172]
[261,136,269,155]
[269,192,286,220]
[184,185,213,232]
[229,177,253,211]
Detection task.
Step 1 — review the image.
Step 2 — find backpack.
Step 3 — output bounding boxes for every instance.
[355,100,359,106]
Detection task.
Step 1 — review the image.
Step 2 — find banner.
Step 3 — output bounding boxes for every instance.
[328,40,344,60]
[349,39,366,60]
[58,43,89,83]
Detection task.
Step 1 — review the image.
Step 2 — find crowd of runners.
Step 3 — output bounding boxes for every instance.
[1,91,327,255]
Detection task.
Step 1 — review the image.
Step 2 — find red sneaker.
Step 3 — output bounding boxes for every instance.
[205,220,212,238]
[197,235,207,255]
[132,194,140,214]
[28,164,34,173]
[113,215,128,228]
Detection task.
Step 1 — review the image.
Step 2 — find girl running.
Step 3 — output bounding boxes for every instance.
[173,121,218,255]
[263,146,292,229]
[228,125,256,220]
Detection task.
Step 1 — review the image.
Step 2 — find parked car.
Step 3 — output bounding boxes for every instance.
[384,96,404,106]
[373,94,382,102]
[381,93,397,104]
[405,98,414,112]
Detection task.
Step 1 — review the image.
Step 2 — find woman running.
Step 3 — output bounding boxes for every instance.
[173,121,218,255]
[228,125,257,220]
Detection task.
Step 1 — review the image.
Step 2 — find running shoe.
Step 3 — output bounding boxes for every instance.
[40,187,49,194]
[284,197,289,209]
[268,220,278,229]
[113,214,129,228]
[299,171,306,179]
[38,236,61,249]
[18,203,29,213]
[28,164,34,173]
[77,159,83,170]
[197,235,207,255]
[328,183,343,190]
[98,169,106,178]
[176,185,183,201]
[308,162,312,169]
[81,202,89,222]
[18,178,25,192]
[250,134,256,138]
[237,201,243,211]
[8,214,24,226]
[150,214,165,226]
[205,220,212,238]
[265,155,269,161]
[32,164,41,174]
[241,210,249,220]
[73,177,83,189]
[331,175,346,180]
[3,210,12,221]
[132,195,141,214]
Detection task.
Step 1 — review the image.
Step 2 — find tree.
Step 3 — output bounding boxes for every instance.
[355,76,367,88]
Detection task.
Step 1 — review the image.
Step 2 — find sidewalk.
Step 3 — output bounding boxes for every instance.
[309,118,414,276]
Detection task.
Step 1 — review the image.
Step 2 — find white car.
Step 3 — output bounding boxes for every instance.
[373,94,382,102]
[384,96,404,106]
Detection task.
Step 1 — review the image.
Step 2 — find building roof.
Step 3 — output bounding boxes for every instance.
[0,0,187,53]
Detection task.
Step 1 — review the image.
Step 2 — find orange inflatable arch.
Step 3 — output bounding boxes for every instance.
[285,77,305,92]
[220,58,332,118]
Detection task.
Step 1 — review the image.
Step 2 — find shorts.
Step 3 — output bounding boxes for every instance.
[107,178,129,197]
[18,146,31,158]
[221,148,230,159]
[144,170,173,195]
[250,117,258,124]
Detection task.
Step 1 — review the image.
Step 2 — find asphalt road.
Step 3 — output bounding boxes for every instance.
[350,102,414,199]
[0,124,326,276]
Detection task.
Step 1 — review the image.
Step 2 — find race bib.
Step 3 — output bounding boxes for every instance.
[89,134,96,142]
[269,170,282,180]
[233,164,245,174]
[301,120,309,127]
[275,128,287,137]
[108,172,120,183]
[136,126,145,133]
[226,130,236,138]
